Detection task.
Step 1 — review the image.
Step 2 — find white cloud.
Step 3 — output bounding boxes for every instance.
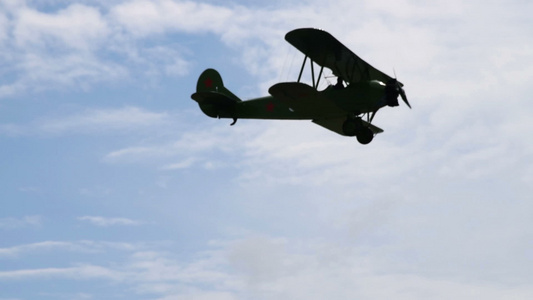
[13,4,109,51]
[0,106,170,136]
[102,123,239,164]
[0,216,42,230]
[0,241,76,257]
[104,146,165,162]
[2,236,532,299]
[0,240,138,257]
[109,0,235,37]
[0,1,199,98]
[0,0,530,99]
[160,157,197,170]
[365,0,465,19]
[0,264,125,281]
[1,1,532,299]
[40,106,169,135]
[78,216,143,227]
[0,12,7,44]
[223,236,533,300]
[20,52,127,89]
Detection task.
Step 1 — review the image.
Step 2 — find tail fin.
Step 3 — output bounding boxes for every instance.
[191,69,241,119]
[195,68,241,102]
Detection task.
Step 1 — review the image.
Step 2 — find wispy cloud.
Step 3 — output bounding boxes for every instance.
[0,264,125,281]
[0,216,42,230]
[160,157,197,170]
[2,236,532,299]
[78,216,143,227]
[1,1,532,299]
[13,4,109,51]
[0,240,138,257]
[0,1,194,97]
[0,0,531,100]
[0,241,78,257]
[109,0,235,37]
[39,107,169,135]
[102,124,238,165]
[0,3,125,96]
[0,106,170,137]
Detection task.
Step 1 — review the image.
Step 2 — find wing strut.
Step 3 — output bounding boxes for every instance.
[310,60,315,88]
[296,54,325,90]
[297,55,307,83]
[315,65,324,89]
[368,110,377,124]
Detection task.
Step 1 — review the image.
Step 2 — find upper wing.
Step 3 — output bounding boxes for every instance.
[285,28,396,85]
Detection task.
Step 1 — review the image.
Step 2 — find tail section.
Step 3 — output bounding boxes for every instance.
[191,69,241,119]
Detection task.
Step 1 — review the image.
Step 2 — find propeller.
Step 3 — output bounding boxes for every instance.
[386,76,411,109]
[399,83,411,109]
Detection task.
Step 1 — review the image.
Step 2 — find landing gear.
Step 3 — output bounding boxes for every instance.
[342,117,374,145]
[356,127,374,145]
[342,119,360,137]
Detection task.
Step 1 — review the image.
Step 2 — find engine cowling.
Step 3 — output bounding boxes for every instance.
[384,79,400,107]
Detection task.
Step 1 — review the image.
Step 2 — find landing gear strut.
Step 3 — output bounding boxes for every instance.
[342,117,374,145]
[342,118,360,137]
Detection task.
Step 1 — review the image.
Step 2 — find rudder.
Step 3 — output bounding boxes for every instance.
[196,68,223,92]
[192,68,241,120]
[196,68,241,102]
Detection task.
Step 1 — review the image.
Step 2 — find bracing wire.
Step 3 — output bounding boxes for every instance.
[278,44,293,83]
[286,48,296,82]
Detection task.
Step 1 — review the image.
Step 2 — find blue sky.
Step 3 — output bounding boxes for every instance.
[1,0,532,299]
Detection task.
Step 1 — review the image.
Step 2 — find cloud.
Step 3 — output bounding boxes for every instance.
[0,240,138,258]
[39,106,169,135]
[0,11,7,44]
[2,236,532,299]
[102,123,239,165]
[0,264,124,281]
[78,216,144,227]
[0,1,196,98]
[160,157,197,170]
[144,46,191,77]
[0,0,530,99]
[0,216,42,230]
[109,0,235,37]
[0,2,127,96]
[223,235,533,300]
[0,241,78,257]
[1,1,532,299]
[0,240,240,298]
[0,106,170,137]
[13,4,109,51]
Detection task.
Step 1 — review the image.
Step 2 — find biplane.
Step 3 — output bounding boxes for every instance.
[191,28,410,144]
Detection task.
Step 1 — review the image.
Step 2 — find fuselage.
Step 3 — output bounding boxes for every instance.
[229,80,388,120]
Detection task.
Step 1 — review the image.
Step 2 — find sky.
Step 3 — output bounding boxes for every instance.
[0,0,532,299]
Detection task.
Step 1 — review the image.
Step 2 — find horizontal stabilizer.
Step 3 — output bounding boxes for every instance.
[191,91,238,118]
[191,91,237,106]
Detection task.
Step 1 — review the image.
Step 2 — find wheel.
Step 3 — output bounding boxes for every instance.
[356,127,374,145]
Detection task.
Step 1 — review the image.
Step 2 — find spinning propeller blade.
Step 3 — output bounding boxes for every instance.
[393,69,411,109]
[399,87,411,109]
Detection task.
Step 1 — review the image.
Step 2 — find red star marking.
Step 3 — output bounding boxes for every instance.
[266,102,275,112]
[204,77,213,88]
